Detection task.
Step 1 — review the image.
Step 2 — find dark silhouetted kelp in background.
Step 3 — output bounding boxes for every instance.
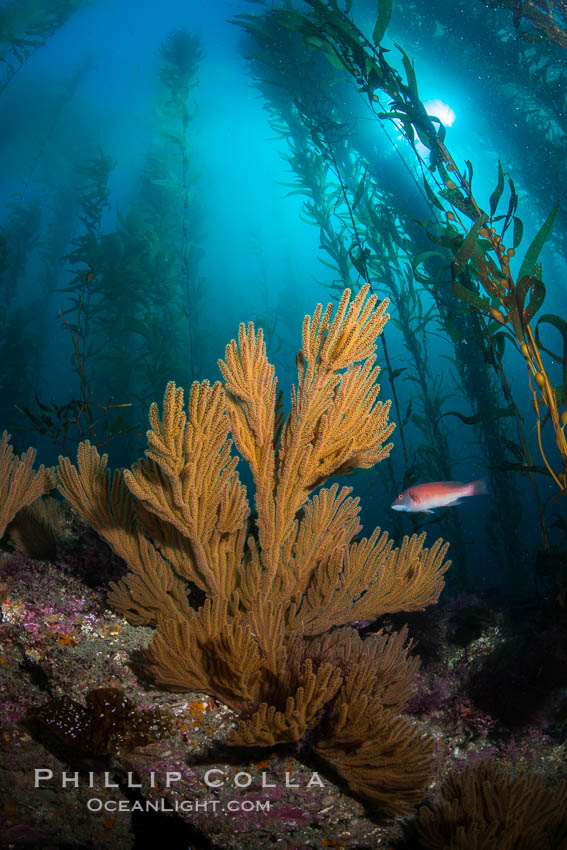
[1,0,567,847]
[232,0,567,597]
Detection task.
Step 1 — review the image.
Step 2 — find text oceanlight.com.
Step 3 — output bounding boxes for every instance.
[34,769,326,815]
[86,798,272,813]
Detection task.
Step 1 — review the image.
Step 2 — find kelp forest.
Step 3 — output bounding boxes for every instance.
[1,7,205,456]
[232,0,567,597]
[1,0,567,848]
[1,0,565,594]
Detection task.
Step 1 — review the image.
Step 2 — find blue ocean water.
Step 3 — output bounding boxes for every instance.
[3,5,567,850]
[0,0,566,596]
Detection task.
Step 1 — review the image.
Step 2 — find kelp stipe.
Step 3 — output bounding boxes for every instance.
[232,5,485,587]
[157,28,205,386]
[240,0,565,591]
[0,200,42,432]
[27,30,207,461]
[93,29,205,419]
[0,0,89,95]
[282,0,567,495]
[62,150,115,382]
[18,154,137,454]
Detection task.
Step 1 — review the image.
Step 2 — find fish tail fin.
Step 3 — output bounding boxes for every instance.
[470,478,488,496]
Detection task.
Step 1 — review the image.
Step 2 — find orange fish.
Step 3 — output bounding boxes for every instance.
[391,479,487,514]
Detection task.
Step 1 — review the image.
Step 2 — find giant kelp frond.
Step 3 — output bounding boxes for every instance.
[477,0,567,51]
[0,0,88,94]
[276,0,567,496]
[159,28,202,102]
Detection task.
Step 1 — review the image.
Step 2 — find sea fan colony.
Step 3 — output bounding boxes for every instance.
[417,761,567,849]
[4,286,451,814]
